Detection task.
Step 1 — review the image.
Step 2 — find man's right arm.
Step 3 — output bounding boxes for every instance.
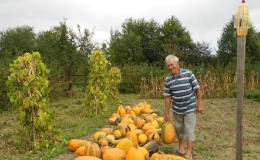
[165,96,171,121]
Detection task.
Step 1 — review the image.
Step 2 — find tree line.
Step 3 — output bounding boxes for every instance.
[0,16,260,109]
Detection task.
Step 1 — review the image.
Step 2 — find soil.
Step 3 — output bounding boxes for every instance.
[53,98,260,160]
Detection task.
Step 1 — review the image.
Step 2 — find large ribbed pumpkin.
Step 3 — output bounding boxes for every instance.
[150,152,187,160]
[102,148,126,160]
[74,156,101,160]
[84,143,101,158]
[126,147,146,160]
[75,146,87,157]
[161,122,176,144]
[68,139,90,151]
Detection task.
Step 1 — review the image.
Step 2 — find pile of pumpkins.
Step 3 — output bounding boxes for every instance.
[68,102,186,160]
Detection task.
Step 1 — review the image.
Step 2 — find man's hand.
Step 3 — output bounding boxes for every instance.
[197,103,203,113]
[165,112,170,122]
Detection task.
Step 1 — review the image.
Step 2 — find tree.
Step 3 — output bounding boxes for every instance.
[0,26,35,110]
[109,16,196,66]
[217,18,260,66]
[191,41,216,66]
[109,18,161,66]
[74,25,95,91]
[160,16,194,64]
[35,22,87,94]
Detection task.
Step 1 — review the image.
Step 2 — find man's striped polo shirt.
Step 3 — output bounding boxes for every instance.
[163,68,200,114]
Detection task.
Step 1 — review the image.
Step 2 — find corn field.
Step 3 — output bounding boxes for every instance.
[139,71,260,99]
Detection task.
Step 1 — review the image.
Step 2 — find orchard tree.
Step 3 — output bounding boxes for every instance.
[35,22,87,93]
[0,26,35,68]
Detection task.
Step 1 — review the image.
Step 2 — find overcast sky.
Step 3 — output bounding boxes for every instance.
[0,0,259,53]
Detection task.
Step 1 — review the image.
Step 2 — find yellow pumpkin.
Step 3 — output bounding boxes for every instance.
[132,106,141,115]
[100,128,113,135]
[113,130,122,139]
[137,133,148,145]
[126,130,138,147]
[117,105,126,117]
[127,123,137,131]
[151,113,158,118]
[132,129,144,136]
[155,117,165,124]
[150,152,187,160]
[161,122,176,144]
[108,117,117,125]
[150,120,160,129]
[116,138,133,153]
[93,132,106,142]
[145,128,157,138]
[106,134,115,143]
[139,147,149,158]
[126,146,146,160]
[148,132,160,143]
[117,123,127,136]
[99,138,109,146]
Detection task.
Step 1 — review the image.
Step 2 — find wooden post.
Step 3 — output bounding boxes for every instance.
[236,36,246,160]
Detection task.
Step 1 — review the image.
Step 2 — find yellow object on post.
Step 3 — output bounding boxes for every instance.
[234,0,250,37]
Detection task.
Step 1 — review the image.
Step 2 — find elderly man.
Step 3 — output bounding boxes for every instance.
[164,55,203,160]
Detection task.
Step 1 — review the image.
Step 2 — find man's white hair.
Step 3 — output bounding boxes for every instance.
[165,55,179,63]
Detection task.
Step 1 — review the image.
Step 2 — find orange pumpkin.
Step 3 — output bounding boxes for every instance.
[102,148,126,160]
[134,117,145,129]
[68,139,90,151]
[74,156,101,160]
[126,146,146,160]
[161,122,176,144]
[84,143,101,158]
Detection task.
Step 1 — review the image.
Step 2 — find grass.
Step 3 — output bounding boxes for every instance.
[0,93,260,160]
[245,89,260,102]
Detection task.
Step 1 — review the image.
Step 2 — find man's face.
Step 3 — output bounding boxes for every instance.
[166,59,179,76]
